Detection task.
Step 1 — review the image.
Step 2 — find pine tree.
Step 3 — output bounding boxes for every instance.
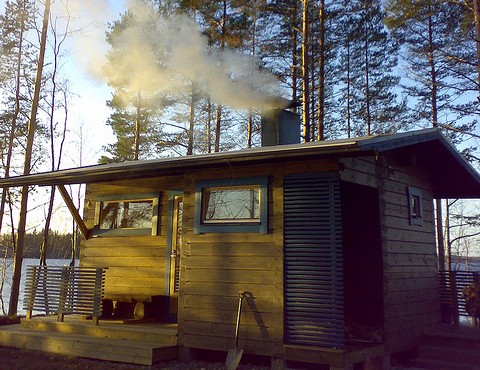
[385,0,476,133]
[335,0,406,137]
[101,9,171,162]
[386,0,479,270]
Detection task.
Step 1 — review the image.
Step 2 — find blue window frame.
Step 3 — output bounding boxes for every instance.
[407,186,423,226]
[194,177,268,234]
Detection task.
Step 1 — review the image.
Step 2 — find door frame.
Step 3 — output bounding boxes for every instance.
[165,190,183,296]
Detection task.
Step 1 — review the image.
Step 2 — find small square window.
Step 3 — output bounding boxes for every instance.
[194,177,268,233]
[407,187,423,226]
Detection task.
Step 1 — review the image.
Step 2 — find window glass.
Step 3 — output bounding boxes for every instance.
[407,186,423,226]
[202,187,260,223]
[194,176,268,233]
[410,195,421,219]
[99,200,153,230]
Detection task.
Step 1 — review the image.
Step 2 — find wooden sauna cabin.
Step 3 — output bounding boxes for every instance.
[1,125,480,369]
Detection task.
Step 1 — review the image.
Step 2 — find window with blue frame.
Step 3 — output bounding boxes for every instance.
[194,177,268,233]
[407,186,423,226]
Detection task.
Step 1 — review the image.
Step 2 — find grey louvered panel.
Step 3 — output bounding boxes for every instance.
[284,172,344,349]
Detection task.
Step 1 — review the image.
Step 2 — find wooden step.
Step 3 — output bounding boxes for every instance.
[417,344,480,366]
[405,325,480,370]
[422,325,480,350]
[20,316,177,345]
[0,324,177,365]
[410,357,478,370]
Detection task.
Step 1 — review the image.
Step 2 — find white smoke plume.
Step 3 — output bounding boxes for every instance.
[100,0,282,110]
[61,0,120,83]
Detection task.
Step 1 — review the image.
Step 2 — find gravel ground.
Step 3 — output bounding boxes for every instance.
[0,346,419,370]
[0,346,276,370]
[0,317,417,370]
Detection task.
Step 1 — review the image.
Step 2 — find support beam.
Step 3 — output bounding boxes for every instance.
[57,185,89,239]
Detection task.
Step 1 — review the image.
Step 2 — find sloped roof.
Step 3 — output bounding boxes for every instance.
[0,128,478,198]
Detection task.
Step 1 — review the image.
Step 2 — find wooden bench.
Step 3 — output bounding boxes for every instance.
[24,266,106,325]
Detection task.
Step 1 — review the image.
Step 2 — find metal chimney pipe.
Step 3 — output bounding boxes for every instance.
[261,99,301,146]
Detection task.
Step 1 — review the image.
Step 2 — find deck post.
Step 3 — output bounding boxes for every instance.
[364,354,390,370]
[271,357,285,370]
[178,347,194,362]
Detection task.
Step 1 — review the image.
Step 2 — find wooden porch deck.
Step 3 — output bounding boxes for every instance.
[0,315,177,365]
[407,324,480,370]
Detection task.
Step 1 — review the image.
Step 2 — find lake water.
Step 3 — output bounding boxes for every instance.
[0,258,72,316]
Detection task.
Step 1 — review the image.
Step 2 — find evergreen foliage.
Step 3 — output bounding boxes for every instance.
[0,231,77,260]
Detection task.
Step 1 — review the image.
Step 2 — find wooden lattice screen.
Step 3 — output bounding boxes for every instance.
[439,270,480,325]
[23,266,106,325]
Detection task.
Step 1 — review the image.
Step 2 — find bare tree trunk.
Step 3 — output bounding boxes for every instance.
[247,4,257,148]
[473,0,480,98]
[214,105,222,152]
[40,13,70,265]
[134,91,141,160]
[187,84,195,155]
[247,111,253,148]
[364,2,372,136]
[214,0,227,153]
[0,0,27,236]
[445,199,451,271]
[9,0,51,317]
[291,0,299,112]
[436,199,446,271]
[301,0,311,142]
[428,14,438,127]
[425,9,445,270]
[206,99,212,153]
[317,0,325,141]
[70,124,85,266]
[346,30,351,138]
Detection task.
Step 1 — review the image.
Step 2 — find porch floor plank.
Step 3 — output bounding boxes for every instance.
[0,316,178,366]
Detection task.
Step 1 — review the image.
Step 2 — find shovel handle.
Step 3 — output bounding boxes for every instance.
[234,291,246,348]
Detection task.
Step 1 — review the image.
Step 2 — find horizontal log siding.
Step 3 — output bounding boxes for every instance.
[177,168,282,357]
[81,178,182,302]
[178,161,337,357]
[378,156,439,353]
[341,155,440,353]
[80,160,338,356]
[81,236,167,301]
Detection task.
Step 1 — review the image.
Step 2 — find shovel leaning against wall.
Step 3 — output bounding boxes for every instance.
[225,291,246,370]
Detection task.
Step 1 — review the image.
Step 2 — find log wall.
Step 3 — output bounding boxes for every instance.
[79,153,441,357]
[178,161,338,357]
[341,155,440,353]
[380,155,440,353]
[80,160,338,357]
[80,176,182,302]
